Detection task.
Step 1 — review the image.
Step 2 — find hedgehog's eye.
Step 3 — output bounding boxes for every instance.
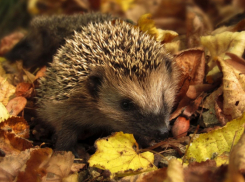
[120,99,135,111]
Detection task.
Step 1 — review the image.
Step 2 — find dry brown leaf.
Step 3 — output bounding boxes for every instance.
[0,149,32,181]
[120,159,184,182]
[40,151,76,181]
[35,66,47,80]
[118,167,167,182]
[22,69,36,83]
[174,48,205,102]
[184,160,219,182]
[0,116,29,138]
[15,82,34,98]
[218,57,245,120]
[183,95,204,118]
[170,96,191,120]
[0,32,25,56]
[186,84,215,100]
[0,130,32,155]
[186,3,213,48]
[202,86,224,127]
[226,52,245,74]
[16,148,53,182]
[0,116,31,155]
[6,97,27,116]
[170,49,207,119]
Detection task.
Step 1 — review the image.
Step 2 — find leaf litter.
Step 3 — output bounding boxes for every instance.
[1,0,245,181]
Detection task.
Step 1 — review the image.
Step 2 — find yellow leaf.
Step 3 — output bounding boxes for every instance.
[214,152,229,166]
[101,0,135,12]
[0,102,10,123]
[115,0,134,12]
[0,76,16,106]
[137,14,178,43]
[185,112,245,163]
[88,132,157,178]
[28,0,40,15]
[201,31,245,60]
[163,41,180,55]
[201,31,245,83]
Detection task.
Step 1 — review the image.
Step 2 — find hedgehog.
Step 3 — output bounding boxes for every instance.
[35,15,179,151]
[3,13,115,72]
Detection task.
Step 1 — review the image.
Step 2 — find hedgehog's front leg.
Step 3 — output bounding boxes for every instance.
[54,123,79,152]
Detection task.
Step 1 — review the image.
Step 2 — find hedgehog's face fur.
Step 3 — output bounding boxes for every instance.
[86,55,178,140]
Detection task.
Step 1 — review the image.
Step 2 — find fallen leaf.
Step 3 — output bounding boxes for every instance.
[202,86,224,127]
[35,66,47,80]
[217,57,245,120]
[0,130,33,155]
[118,167,167,182]
[22,69,36,83]
[0,102,10,123]
[39,151,80,182]
[62,173,79,182]
[0,149,32,181]
[88,132,157,178]
[0,116,30,138]
[227,125,245,182]
[174,48,205,102]
[0,32,25,56]
[15,82,33,98]
[201,31,245,60]
[165,158,184,182]
[137,14,178,43]
[0,77,16,106]
[225,52,245,74]
[164,40,180,54]
[201,31,245,83]
[6,97,27,116]
[186,4,213,48]
[184,160,221,182]
[16,148,53,182]
[183,95,204,118]
[185,112,245,163]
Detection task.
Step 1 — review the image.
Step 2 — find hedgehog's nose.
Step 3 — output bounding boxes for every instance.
[155,128,169,140]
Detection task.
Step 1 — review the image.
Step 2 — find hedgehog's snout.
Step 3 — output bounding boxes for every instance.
[154,126,169,140]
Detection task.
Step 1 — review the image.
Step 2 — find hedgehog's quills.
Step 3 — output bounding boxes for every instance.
[35,14,179,151]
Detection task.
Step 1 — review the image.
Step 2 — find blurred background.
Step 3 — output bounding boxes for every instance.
[0,0,245,41]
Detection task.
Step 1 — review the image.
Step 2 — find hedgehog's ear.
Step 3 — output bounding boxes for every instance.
[87,66,105,98]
